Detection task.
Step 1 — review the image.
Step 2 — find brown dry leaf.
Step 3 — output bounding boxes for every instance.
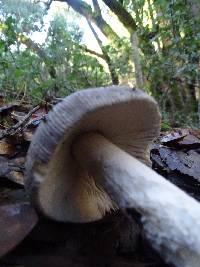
[8,171,24,186]
[0,139,15,156]
[0,202,38,258]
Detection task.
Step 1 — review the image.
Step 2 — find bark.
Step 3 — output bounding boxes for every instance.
[146,0,162,51]
[101,0,144,87]
[55,0,144,88]
[101,0,137,33]
[57,0,119,41]
[87,9,119,84]
[92,0,101,14]
[54,0,120,84]
[131,33,144,88]
[88,23,119,84]
[78,44,105,59]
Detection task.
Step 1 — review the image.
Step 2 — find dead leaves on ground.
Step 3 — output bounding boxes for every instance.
[160,128,200,148]
[0,139,16,156]
[0,202,38,258]
[0,99,47,260]
[151,128,200,200]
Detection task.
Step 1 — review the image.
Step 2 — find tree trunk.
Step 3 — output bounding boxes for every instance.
[101,0,144,88]
[131,33,144,88]
[87,6,119,84]
[57,0,144,88]
[58,0,119,41]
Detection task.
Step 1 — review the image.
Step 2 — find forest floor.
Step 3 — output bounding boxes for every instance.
[0,98,200,267]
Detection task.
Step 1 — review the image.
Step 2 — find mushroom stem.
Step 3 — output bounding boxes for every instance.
[73,132,200,267]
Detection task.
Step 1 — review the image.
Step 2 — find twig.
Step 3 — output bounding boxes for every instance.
[0,106,40,140]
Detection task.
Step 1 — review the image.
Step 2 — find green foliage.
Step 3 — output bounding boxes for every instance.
[161,120,172,132]
[0,0,199,128]
[0,1,110,103]
[128,0,200,126]
[44,14,110,94]
[104,37,133,80]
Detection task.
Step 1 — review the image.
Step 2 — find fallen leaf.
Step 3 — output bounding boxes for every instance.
[8,171,24,186]
[160,129,188,145]
[177,134,200,148]
[160,128,200,149]
[0,139,15,156]
[0,202,38,258]
[0,157,24,187]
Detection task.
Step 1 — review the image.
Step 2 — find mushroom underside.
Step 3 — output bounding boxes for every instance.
[32,101,159,222]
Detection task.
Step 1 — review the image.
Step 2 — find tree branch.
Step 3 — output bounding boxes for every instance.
[101,0,137,34]
[79,44,105,59]
[92,0,101,14]
[53,0,119,41]
[87,20,119,84]
[19,34,57,79]
[0,106,40,140]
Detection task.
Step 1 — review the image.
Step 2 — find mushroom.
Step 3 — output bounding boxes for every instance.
[25,86,200,267]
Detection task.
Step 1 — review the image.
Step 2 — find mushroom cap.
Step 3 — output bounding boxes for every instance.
[25,86,161,222]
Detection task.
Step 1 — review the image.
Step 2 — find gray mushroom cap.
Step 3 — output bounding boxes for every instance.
[25,86,161,222]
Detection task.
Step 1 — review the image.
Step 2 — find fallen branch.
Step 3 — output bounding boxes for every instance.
[0,106,40,140]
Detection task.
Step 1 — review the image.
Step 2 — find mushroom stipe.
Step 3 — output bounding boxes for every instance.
[25,86,200,267]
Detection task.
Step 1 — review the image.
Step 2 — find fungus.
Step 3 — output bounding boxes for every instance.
[25,86,160,222]
[25,86,200,267]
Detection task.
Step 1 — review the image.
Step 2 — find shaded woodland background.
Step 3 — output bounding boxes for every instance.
[0,0,199,128]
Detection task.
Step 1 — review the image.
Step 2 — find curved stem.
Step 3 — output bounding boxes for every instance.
[73,132,200,267]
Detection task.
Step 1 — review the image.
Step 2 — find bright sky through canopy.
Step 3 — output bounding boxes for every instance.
[31,0,129,54]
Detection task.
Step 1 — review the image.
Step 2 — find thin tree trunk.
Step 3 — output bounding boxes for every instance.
[131,33,144,88]
[87,20,119,84]
[101,0,144,88]
[58,0,119,41]
[87,3,119,84]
